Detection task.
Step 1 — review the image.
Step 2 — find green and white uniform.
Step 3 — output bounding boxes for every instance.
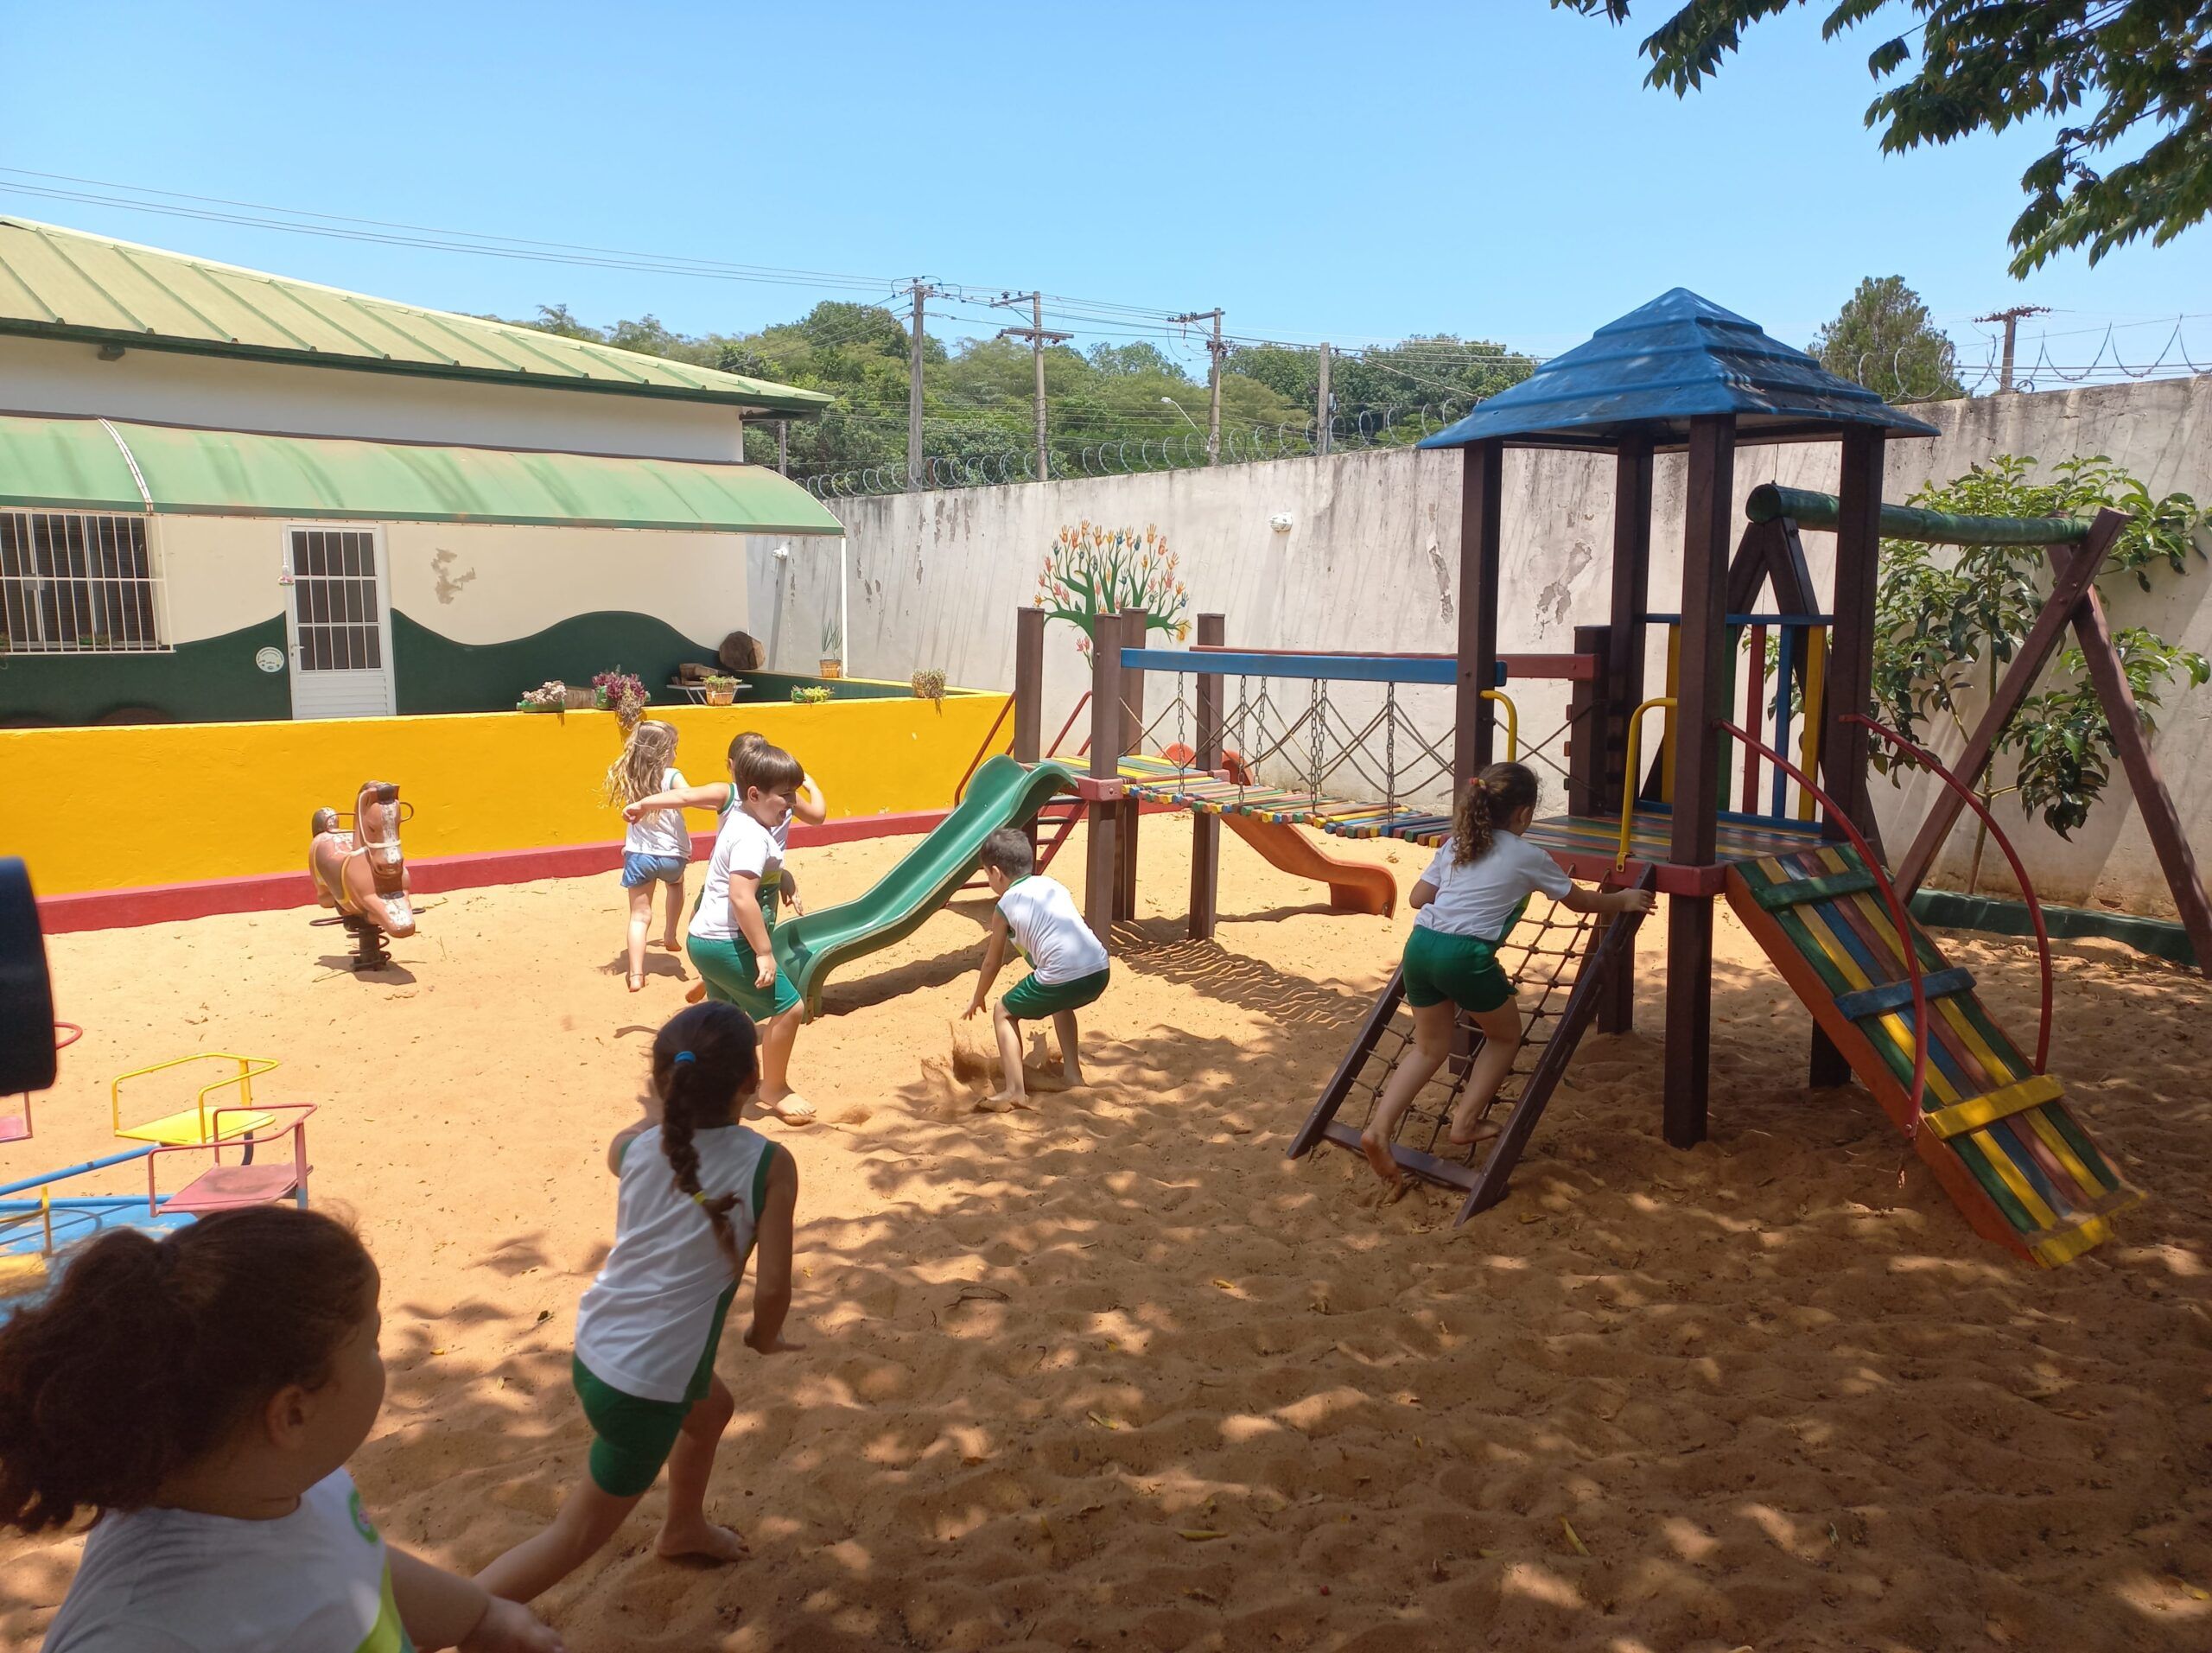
[996,874,1110,1019]
[573,1124,779,1496]
[686,799,800,1020]
[42,1467,412,1652]
[1402,830,1569,1011]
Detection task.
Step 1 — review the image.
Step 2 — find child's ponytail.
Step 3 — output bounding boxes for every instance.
[605,719,681,809]
[1449,762,1541,867]
[651,1002,762,1275]
[0,1206,375,1533]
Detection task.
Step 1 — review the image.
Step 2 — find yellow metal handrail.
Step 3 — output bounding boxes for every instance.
[1479,689,1520,762]
[1616,696,1677,869]
[111,1052,279,1146]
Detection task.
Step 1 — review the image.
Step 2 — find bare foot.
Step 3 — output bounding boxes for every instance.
[655,1522,747,1565]
[762,1091,817,1127]
[1060,1065,1086,1090]
[1448,1113,1503,1148]
[658,938,683,952]
[1357,1128,1402,1190]
[978,1089,1027,1113]
[626,971,645,993]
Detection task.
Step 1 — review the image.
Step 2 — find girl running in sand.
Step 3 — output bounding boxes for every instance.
[0,1205,562,1652]
[1360,762,1653,1191]
[606,718,690,993]
[478,1001,800,1605]
[629,735,824,1124]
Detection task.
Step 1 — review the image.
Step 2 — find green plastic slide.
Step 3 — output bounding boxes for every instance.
[772,754,1078,1015]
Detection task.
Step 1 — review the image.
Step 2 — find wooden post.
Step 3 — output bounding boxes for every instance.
[1892,511,2122,895]
[1821,428,1887,848]
[1454,441,1504,779]
[1012,606,1046,854]
[1599,442,1651,1036]
[1083,619,1122,949]
[1567,624,1607,817]
[2069,578,2212,974]
[1809,427,1885,1089]
[1663,414,1734,1148]
[1190,613,1225,940]
[1603,440,1653,813]
[1114,608,1147,922]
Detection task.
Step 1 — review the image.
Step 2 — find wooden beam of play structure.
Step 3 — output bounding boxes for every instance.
[1884,507,2212,976]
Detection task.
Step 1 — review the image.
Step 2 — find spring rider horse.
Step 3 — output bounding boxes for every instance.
[308,781,416,972]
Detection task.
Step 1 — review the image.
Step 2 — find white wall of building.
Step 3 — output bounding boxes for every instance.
[753,375,2212,917]
[1,334,746,461]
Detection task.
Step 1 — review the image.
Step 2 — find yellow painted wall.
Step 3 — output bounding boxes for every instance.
[0,696,1012,896]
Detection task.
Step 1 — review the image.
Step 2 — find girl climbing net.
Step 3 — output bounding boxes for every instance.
[1359,762,1653,1192]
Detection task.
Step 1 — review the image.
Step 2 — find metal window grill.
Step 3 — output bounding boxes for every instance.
[288,530,383,671]
[0,511,168,654]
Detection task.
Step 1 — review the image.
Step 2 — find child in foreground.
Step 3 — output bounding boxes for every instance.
[963,826,1111,1109]
[477,1001,801,1605]
[0,1205,562,1652]
[605,718,690,992]
[631,736,821,1124]
[1360,762,1653,1191]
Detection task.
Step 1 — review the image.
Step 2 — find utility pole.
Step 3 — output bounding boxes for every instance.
[1172,308,1225,462]
[1317,342,1332,455]
[1974,304,2049,393]
[776,420,788,476]
[903,278,942,490]
[992,291,1072,482]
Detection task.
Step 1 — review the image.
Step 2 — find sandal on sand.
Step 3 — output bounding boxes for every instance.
[685,981,708,1005]
[768,1095,817,1127]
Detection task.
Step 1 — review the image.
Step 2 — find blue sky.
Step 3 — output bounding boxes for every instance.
[7,1,2208,385]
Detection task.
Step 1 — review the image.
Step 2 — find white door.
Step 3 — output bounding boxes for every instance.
[283,525,395,719]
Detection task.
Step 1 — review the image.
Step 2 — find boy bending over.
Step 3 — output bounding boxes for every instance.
[963,827,1109,1109]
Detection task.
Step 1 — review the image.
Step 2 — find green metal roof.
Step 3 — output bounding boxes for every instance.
[0,414,844,534]
[0,217,832,417]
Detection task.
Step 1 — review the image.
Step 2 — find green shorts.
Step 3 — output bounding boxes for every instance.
[1402,925,1515,1014]
[688,932,801,1020]
[573,1285,737,1497]
[1001,966,1109,1020]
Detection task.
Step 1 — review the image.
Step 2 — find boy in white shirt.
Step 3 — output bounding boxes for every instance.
[963,827,1110,1109]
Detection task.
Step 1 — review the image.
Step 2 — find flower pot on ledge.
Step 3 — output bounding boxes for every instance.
[817,658,843,681]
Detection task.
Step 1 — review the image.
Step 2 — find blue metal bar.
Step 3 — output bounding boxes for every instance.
[0,1145,156,1199]
[1118,648,1466,686]
[1643,613,1834,627]
[1771,623,1799,819]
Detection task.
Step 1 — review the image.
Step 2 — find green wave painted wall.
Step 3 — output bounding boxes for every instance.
[0,619,290,726]
[391,610,716,715]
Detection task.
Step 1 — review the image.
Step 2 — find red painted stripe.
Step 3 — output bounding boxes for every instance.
[35,810,958,936]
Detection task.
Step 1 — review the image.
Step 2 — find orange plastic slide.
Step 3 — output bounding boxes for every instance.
[1221,814,1398,916]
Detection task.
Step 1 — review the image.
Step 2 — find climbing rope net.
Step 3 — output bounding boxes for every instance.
[1333,896,1605,1167]
[1125,669,1577,828]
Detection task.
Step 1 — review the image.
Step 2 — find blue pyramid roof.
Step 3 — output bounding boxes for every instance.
[1419,289,1941,452]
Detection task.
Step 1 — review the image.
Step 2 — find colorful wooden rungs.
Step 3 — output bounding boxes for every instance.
[1725,844,2139,1267]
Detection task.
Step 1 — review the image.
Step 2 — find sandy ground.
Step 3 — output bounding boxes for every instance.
[3,819,2211,1653]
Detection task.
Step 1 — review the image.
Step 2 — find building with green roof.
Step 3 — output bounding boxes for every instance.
[0,217,843,725]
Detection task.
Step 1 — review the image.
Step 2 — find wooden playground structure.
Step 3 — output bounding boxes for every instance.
[1001,289,2202,1267]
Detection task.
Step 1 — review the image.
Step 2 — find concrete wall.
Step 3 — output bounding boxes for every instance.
[751,374,2212,916]
[1,334,745,461]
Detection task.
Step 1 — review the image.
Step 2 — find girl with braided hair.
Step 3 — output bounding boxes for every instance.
[1359,762,1653,1192]
[478,1001,802,1605]
[0,1206,562,1651]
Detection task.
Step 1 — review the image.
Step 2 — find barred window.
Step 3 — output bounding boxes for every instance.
[0,511,166,654]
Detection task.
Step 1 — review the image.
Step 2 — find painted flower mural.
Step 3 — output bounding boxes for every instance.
[1033,523,1190,657]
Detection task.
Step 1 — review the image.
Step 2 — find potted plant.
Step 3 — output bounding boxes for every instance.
[911,667,946,704]
[591,667,649,732]
[702,673,740,707]
[518,680,566,713]
[790,684,833,705]
[817,619,843,681]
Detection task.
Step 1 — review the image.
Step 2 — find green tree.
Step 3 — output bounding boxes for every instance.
[1871,455,2206,890]
[1555,1,2212,275]
[1809,277,1964,402]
